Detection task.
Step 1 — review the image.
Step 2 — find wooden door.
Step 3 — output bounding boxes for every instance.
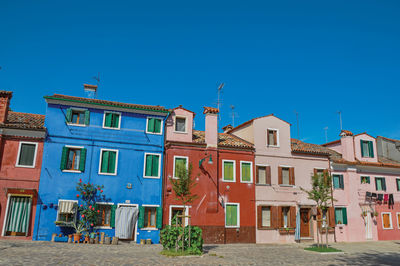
[300,208,310,237]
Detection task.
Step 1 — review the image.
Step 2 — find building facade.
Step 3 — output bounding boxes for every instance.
[228,115,333,244]
[323,131,400,242]
[33,92,169,243]
[163,106,256,243]
[0,91,46,240]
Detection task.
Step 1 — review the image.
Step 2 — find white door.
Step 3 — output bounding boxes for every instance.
[116,204,138,241]
[365,211,372,240]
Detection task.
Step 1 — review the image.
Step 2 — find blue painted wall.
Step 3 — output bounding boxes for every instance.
[33,101,167,243]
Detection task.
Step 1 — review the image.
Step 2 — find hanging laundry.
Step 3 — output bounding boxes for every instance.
[377,194,383,202]
[388,194,394,209]
[372,193,377,198]
[384,194,389,203]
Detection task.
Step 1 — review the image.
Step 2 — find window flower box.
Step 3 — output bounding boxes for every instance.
[54,221,74,227]
[279,228,295,234]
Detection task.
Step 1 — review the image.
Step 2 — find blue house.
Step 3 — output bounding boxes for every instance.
[33,91,169,243]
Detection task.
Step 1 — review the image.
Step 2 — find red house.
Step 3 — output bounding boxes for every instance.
[163,106,256,243]
[0,91,45,240]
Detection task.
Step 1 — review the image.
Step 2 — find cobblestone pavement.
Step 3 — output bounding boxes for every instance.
[0,239,400,265]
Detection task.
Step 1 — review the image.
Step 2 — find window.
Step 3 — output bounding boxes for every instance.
[361,140,374,158]
[334,208,347,225]
[225,203,239,228]
[170,207,186,226]
[99,149,118,175]
[322,209,327,228]
[60,146,87,172]
[143,207,157,228]
[103,111,121,129]
[267,129,278,146]
[282,207,290,228]
[222,160,236,182]
[146,117,162,134]
[261,206,271,227]
[240,161,253,183]
[173,156,188,179]
[175,117,186,132]
[66,108,90,126]
[57,200,77,224]
[279,167,294,185]
[382,213,392,229]
[256,165,271,185]
[397,179,400,191]
[96,204,112,227]
[144,153,161,178]
[361,176,370,184]
[16,142,37,167]
[333,174,344,189]
[375,177,386,191]
[315,169,325,177]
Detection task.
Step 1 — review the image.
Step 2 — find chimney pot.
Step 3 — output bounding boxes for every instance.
[0,90,13,123]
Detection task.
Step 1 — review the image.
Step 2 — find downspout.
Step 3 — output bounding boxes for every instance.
[161,114,169,229]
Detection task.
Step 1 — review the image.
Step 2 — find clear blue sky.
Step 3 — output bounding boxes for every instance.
[1,0,399,144]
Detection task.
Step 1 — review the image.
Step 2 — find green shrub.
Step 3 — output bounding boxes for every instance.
[160,225,203,255]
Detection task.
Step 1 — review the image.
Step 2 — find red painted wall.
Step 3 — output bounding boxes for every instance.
[0,136,44,240]
[163,144,256,243]
[376,202,400,241]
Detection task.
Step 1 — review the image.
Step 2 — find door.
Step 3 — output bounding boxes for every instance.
[4,196,32,236]
[115,205,138,241]
[300,208,310,237]
[365,211,372,240]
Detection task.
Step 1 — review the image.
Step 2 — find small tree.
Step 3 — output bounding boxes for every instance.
[169,163,198,251]
[301,172,335,248]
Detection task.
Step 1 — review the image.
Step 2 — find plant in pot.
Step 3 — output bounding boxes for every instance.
[72,221,86,243]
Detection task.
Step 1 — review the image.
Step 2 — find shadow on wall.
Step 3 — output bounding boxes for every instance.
[335,251,400,266]
[203,245,219,254]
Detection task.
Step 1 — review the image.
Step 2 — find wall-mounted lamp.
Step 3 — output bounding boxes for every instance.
[199,155,213,167]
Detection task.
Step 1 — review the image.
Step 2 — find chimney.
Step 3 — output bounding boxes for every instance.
[204,107,219,148]
[339,130,355,161]
[83,84,98,99]
[222,124,233,133]
[0,91,12,123]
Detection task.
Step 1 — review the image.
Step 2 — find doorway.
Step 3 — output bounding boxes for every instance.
[300,208,311,237]
[116,204,138,241]
[3,196,32,236]
[365,211,372,240]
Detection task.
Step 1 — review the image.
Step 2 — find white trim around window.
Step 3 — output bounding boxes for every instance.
[173,156,189,179]
[173,115,187,134]
[225,202,240,228]
[381,212,393,230]
[145,116,163,135]
[168,205,190,226]
[15,141,39,168]
[143,153,162,179]
[66,108,89,127]
[397,212,400,229]
[98,148,119,176]
[102,111,121,130]
[222,159,236,183]
[240,161,253,183]
[94,202,114,229]
[266,128,279,147]
[56,199,78,226]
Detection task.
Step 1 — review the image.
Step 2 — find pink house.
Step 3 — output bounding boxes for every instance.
[323,130,400,242]
[227,115,334,244]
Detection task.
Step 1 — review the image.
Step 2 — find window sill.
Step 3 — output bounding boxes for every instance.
[336,224,345,228]
[266,145,280,148]
[258,227,274,230]
[383,227,393,230]
[173,131,188,134]
[334,188,344,190]
[256,184,271,186]
[279,184,294,187]
[141,227,158,231]
[225,226,240,229]
[62,170,82,173]
[55,221,74,227]
[66,123,87,127]
[240,180,253,184]
[102,126,121,130]
[98,172,117,176]
[145,131,162,135]
[278,228,295,234]
[222,179,236,183]
[15,164,35,169]
[94,226,112,229]
[143,176,161,179]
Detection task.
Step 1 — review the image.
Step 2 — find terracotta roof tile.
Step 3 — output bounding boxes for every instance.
[192,130,253,149]
[45,94,169,113]
[340,130,353,136]
[0,111,45,130]
[227,114,291,133]
[291,139,331,156]
[203,107,219,114]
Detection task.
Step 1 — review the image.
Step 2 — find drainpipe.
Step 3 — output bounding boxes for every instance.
[161,114,169,228]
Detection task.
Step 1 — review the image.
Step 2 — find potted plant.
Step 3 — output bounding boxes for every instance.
[361,211,367,217]
[372,211,379,218]
[72,222,85,243]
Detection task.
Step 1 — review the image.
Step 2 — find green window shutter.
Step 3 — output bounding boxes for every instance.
[79,148,87,172]
[138,206,145,228]
[226,205,232,226]
[147,118,155,133]
[145,154,153,176]
[84,110,90,126]
[156,207,162,229]
[342,208,347,225]
[360,140,365,157]
[333,175,340,189]
[108,151,116,173]
[397,179,400,191]
[110,205,117,228]
[60,147,69,170]
[105,113,112,127]
[154,119,161,133]
[340,176,344,189]
[112,114,120,128]
[101,151,110,173]
[224,162,234,181]
[375,178,379,190]
[152,155,159,177]
[66,108,72,123]
[369,141,374,158]
[382,178,386,191]
[367,176,370,184]
[242,163,251,182]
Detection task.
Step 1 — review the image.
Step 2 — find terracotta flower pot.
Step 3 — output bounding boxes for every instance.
[73,233,81,243]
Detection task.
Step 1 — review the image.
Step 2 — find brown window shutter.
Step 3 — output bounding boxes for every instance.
[290,206,296,228]
[271,206,278,229]
[329,207,335,227]
[278,167,282,185]
[256,166,259,184]
[289,167,295,185]
[266,166,271,185]
[277,206,283,228]
[273,131,277,145]
[257,206,262,229]
[267,131,270,146]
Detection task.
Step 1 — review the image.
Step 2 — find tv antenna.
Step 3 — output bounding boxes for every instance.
[337,111,343,131]
[294,110,300,139]
[324,127,328,143]
[92,72,100,86]
[217,83,224,110]
[230,105,238,127]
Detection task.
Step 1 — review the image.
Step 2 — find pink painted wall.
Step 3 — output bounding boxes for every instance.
[165,107,194,143]
[354,134,378,163]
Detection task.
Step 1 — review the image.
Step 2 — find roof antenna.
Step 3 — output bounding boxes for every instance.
[92,72,100,98]
[216,83,224,120]
[337,111,343,131]
[230,105,237,127]
[324,127,328,143]
[294,110,300,139]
